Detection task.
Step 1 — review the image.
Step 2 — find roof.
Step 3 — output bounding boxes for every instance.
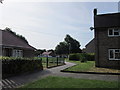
[0,29,36,50]
[85,38,95,47]
[42,51,52,55]
[94,12,120,28]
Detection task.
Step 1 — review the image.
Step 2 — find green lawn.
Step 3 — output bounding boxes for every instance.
[65,60,95,72]
[21,76,119,88]
[65,60,120,73]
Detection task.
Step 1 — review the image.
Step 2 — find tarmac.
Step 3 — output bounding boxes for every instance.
[2,62,120,88]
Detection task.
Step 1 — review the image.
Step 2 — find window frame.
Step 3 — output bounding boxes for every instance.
[109,49,120,60]
[12,49,23,57]
[108,28,120,37]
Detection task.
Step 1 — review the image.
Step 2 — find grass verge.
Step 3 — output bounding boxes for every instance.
[65,60,120,73]
[20,76,119,88]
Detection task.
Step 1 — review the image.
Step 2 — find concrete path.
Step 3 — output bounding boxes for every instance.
[2,62,119,88]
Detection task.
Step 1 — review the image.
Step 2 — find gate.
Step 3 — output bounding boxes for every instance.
[45,57,65,68]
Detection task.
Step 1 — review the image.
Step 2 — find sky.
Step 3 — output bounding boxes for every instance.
[0,0,119,50]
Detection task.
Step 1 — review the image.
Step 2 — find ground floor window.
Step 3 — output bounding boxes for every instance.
[12,49,23,57]
[109,49,120,60]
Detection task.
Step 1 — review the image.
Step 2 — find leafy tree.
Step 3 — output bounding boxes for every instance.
[64,34,82,53]
[47,49,54,53]
[55,42,69,55]
[55,34,82,55]
[35,49,46,56]
[0,0,3,3]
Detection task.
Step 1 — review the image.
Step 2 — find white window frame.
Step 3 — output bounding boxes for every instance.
[109,49,120,60]
[12,49,23,57]
[108,28,120,37]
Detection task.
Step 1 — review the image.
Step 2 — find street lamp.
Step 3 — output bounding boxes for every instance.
[68,43,71,59]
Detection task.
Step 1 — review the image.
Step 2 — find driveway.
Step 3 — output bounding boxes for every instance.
[2,62,119,88]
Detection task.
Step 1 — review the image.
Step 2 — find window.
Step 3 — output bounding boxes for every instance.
[12,49,23,57]
[109,49,120,60]
[108,28,120,36]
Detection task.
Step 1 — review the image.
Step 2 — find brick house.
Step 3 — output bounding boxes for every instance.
[0,29,36,58]
[84,38,95,53]
[93,9,120,69]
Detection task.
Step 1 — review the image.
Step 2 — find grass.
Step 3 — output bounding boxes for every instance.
[66,61,94,72]
[65,60,120,73]
[21,76,119,88]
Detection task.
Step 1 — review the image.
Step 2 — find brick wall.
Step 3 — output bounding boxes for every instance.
[95,28,120,69]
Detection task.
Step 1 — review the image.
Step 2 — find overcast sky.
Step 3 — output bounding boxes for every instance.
[0,0,119,50]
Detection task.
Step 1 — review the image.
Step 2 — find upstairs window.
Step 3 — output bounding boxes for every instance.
[108,28,120,36]
[109,49,120,60]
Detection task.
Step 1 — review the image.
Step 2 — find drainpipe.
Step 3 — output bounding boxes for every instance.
[94,9,100,67]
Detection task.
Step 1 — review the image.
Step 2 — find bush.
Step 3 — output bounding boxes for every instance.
[2,56,43,78]
[69,54,80,61]
[69,53,95,62]
[79,53,95,62]
[79,53,87,62]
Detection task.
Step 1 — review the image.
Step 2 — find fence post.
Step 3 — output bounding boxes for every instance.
[46,57,48,68]
[57,57,58,66]
[63,57,65,64]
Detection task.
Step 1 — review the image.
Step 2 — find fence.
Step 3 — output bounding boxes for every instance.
[2,59,43,78]
[42,57,65,68]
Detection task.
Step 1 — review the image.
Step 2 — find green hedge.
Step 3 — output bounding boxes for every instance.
[69,54,80,61]
[69,53,95,62]
[2,57,43,78]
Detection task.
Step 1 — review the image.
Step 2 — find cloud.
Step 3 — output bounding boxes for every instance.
[1,2,118,49]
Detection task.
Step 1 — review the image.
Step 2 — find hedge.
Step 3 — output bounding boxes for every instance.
[69,53,95,62]
[1,57,43,78]
[69,54,80,61]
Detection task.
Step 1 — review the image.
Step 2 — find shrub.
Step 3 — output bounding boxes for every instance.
[69,54,80,61]
[79,53,95,62]
[2,56,43,78]
[69,53,95,62]
[79,53,87,62]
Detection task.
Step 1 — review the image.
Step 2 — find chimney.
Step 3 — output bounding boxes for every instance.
[94,8,97,16]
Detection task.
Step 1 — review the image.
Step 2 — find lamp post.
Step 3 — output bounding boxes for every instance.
[68,43,71,59]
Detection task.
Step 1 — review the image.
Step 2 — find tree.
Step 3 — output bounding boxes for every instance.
[47,49,54,53]
[55,42,69,55]
[35,49,46,56]
[64,34,81,53]
[0,0,3,3]
[55,34,82,55]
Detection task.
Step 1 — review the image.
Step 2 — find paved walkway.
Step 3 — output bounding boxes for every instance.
[2,62,119,88]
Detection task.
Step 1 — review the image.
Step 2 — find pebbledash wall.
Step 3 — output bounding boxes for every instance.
[94,9,120,69]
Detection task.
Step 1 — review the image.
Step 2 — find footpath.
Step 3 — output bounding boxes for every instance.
[2,62,119,88]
